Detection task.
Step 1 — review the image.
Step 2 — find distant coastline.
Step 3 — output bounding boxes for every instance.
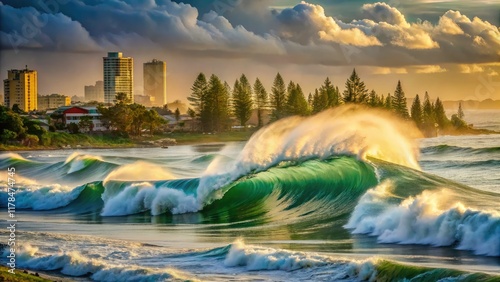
[443,99,500,110]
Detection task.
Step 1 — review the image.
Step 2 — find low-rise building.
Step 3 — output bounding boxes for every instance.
[162,114,194,131]
[62,106,105,131]
[37,94,71,111]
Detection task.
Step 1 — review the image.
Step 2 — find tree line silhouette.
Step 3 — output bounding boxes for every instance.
[188,69,466,135]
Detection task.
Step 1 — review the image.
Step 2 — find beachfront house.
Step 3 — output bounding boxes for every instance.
[58,106,106,131]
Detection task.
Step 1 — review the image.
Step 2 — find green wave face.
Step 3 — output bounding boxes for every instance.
[202,157,378,227]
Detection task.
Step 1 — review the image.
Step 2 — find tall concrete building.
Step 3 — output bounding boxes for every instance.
[85,80,104,102]
[144,59,166,107]
[37,94,71,110]
[3,67,38,111]
[103,52,133,104]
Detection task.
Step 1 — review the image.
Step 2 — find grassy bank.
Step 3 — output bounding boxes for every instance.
[0,132,135,151]
[0,131,256,151]
[0,266,52,282]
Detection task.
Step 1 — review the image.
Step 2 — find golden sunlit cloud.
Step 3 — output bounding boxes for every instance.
[459,64,485,74]
[372,67,409,75]
[413,65,447,73]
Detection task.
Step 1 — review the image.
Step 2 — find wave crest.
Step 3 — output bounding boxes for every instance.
[345,181,500,256]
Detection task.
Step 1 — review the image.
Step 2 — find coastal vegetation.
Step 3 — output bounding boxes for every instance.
[0,69,495,151]
[0,265,52,282]
[187,68,481,137]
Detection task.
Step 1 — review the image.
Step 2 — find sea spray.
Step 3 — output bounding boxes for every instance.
[102,161,177,185]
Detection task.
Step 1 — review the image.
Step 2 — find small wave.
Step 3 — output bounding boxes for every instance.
[422,144,500,155]
[3,238,498,282]
[345,182,500,256]
[421,159,500,169]
[63,152,105,174]
[224,239,377,280]
[0,152,29,162]
[223,240,499,281]
[0,183,84,210]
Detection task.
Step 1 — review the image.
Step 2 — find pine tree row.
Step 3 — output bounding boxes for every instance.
[188,69,463,133]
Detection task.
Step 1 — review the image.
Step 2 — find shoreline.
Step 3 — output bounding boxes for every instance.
[0,131,255,152]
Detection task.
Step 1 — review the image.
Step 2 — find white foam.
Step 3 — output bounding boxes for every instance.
[101,182,197,216]
[103,161,176,184]
[345,182,500,256]
[11,243,191,281]
[224,239,378,280]
[0,182,82,210]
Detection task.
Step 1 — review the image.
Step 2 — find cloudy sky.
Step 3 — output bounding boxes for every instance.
[1,0,499,102]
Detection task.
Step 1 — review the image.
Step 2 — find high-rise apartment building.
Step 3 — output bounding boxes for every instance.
[37,94,71,110]
[143,59,166,107]
[103,52,133,104]
[3,67,38,111]
[85,80,104,102]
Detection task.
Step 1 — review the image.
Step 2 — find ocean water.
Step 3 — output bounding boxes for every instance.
[1,107,499,282]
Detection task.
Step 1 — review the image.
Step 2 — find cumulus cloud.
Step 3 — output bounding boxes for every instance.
[273,2,381,47]
[0,4,100,51]
[0,0,499,67]
[362,2,409,27]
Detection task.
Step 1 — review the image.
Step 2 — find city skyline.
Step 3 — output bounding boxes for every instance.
[0,1,499,102]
